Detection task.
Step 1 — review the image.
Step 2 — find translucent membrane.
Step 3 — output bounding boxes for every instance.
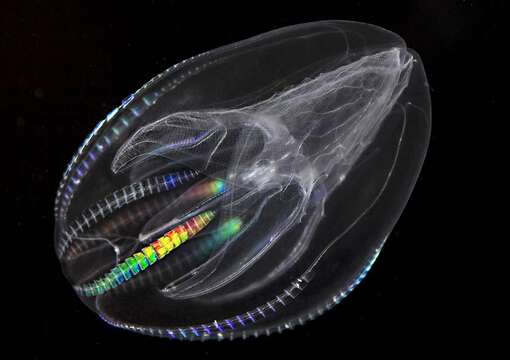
[55,20,430,340]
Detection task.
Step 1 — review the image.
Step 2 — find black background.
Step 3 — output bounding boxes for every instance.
[7,0,501,358]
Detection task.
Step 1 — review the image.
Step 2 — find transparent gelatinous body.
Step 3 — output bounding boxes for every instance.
[55,20,430,340]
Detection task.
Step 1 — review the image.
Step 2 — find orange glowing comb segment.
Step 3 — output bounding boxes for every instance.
[77,210,215,297]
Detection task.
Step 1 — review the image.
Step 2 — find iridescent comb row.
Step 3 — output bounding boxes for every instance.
[77,210,215,297]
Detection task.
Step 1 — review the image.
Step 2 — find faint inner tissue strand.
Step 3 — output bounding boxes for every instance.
[108,47,414,300]
[137,177,227,244]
